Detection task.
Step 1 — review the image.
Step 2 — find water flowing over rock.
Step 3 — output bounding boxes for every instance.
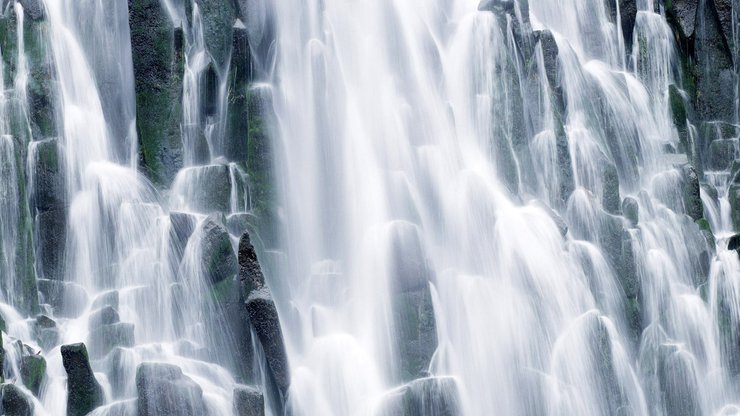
[61,343,104,416]
[136,362,205,416]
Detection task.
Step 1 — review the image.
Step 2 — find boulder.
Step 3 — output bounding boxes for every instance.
[239,231,266,289]
[681,165,703,221]
[35,209,66,281]
[61,343,104,416]
[172,165,232,213]
[20,354,45,395]
[88,322,135,359]
[34,314,58,351]
[88,306,120,330]
[136,362,205,416]
[200,217,237,285]
[29,138,64,212]
[129,0,185,185]
[37,279,88,318]
[91,290,119,310]
[377,377,462,416]
[245,289,289,396]
[233,385,264,416]
[1,383,33,416]
[194,0,236,69]
[666,0,698,38]
[622,197,639,227]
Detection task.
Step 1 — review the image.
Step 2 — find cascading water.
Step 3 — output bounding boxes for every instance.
[0,0,737,415]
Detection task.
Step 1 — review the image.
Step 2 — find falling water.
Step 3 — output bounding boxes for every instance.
[0,0,737,415]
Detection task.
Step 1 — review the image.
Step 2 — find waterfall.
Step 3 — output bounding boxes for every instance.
[0,0,736,415]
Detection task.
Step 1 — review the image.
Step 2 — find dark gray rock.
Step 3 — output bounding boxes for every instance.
[36,209,66,281]
[657,344,701,416]
[34,315,58,351]
[622,197,639,227]
[88,306,121,330]
[30,138,64,212]
[89,322,135,359]
[18,0,44,21]
[245,289,289,396]
[1,383,33,416]
[617,0,638,47]
[194,0,236,69]
[233,385,264,416]
[378,377,462,416]
[129,0,185,185]
[61,343,104,416]
[706,139,736,171]
[388,222,432,293]
[200,217,237,285]
[681,165,703,221]
[225,26,252,162]
[238,231,266,289]
[666,0,698,38]
[91,290,119,310]
[20,354,45,396]
[176,165,232,213]
[393,287,438,382]
[136,362,205,416]
[37,279,88,318]
[601,162,621,215]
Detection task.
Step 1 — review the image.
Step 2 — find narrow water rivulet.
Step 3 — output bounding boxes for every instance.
[0,0,738,415]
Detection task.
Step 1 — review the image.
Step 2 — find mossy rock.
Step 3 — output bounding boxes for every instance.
[20,354,45,396]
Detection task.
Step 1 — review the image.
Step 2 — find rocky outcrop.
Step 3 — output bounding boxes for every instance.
[239,231,290,397]
[19,354,45,396]
[129,0,185,185]
[233,384,265,416]
[1,383,34,416]
[377,377,462,416]
[61,343,104,416]
[136,362,205,416]
[200,216,238,285]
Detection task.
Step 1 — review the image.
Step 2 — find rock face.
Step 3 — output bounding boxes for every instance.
[387,222,438,381]
[377,377,462,416]
[201,217,238,285]
[1,383,34,416]
[233,384,265,416]
[61,343,104,416]
[129,0,185,185]
[20,354,45,395]
[136,363,205,416]
[239,232,290,396]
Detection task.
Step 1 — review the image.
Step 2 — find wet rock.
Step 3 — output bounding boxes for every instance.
[729,184,740,229]
[245,289,289,396]
[18,0,44,21]
[665,0,698,38]
[706,139,736,171]
[225,25,252,162]
[91,290,119,310]
[713,0,733,49]
[36,209,66,281]
[1,383,33,416]
[136,362,205,416]
[694,0,736,124]
[89,322,135,359]
[601,162,621,215]
[532,200,568,236]
[194,0,236,69]
[174,165,232,213]
[536,30,559,90]
[393,287,438,382]
[226,212,259,237]
[19,354,45,396]
[681,165,703,221]
[129,0,185,185]
[622,197,639,226]
[728,233,740,253]
[388,222,432,293]
[657,345,701,416]
[233,385,264,416]
[239,231,266,289]
[169,211,197,248]
[377,377,462,416]
[34,315,58,351]
[37,279,88,318]
[61,343,104,416]
[617,0,638,47]
[94,399,137,416]
[669,85,691,157]
[201,217,238,285]
[88,306,120,330]
[106,347,137,399]
[30,138,64,212]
